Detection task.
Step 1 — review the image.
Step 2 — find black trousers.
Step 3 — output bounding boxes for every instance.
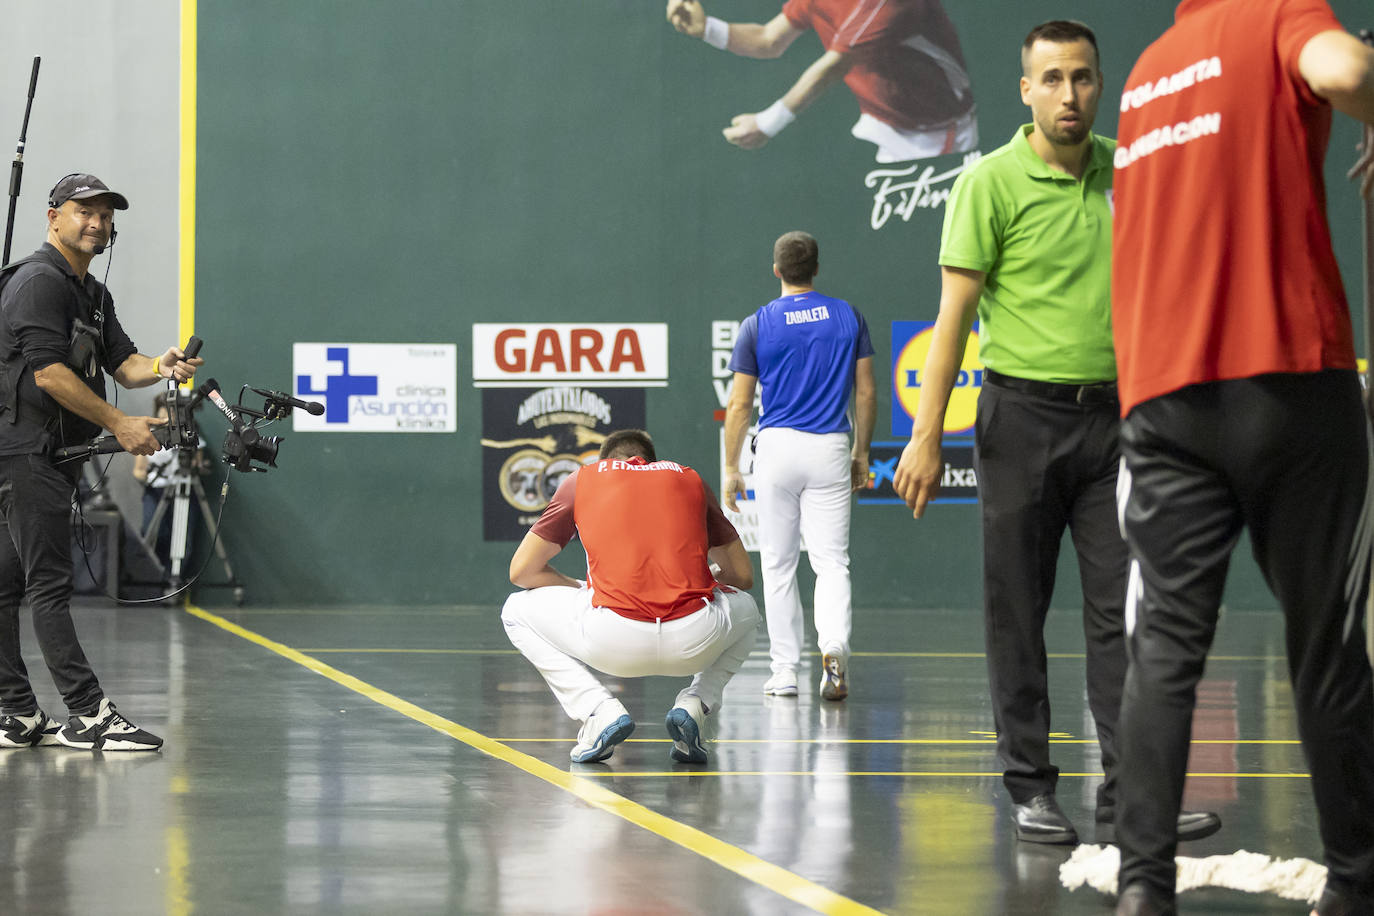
[974,379,1129,808]
[0,454,103,717]
[1116,371,1374,901]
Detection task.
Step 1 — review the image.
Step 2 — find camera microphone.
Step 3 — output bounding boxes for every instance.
[248,387,325,416]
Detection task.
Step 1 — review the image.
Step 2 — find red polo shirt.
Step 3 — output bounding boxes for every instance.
[1111,0,1354,415]
[532,457,739,621]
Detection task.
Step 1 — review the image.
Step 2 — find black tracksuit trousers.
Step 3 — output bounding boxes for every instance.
[1116,370,1374,903]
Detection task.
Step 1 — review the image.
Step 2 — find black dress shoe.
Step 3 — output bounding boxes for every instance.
[1174,810,1221,841]
[1116,882,1177,916]
[1094,807,1221,844]
[1013,793,1078,844]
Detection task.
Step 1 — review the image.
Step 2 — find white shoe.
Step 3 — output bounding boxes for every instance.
[763,669,798,697]
[819,651,848,701]
[570,699,634,763]
[664,695,707,764]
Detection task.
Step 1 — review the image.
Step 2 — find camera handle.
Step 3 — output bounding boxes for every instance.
[53,425,170,461]
[52,336,202,462]
[162,335,202,447]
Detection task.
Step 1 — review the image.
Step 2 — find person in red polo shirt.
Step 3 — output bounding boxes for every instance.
[1110,2,1374,913]
[502,429,759,765]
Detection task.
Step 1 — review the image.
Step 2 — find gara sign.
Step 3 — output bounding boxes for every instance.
[473,324,668,387]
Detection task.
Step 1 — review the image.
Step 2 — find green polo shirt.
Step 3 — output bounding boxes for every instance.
[939,124,1117,383]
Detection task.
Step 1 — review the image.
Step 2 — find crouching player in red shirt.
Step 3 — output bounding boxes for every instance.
[502,429,760,765]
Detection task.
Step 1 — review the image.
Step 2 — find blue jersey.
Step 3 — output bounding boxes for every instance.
[728,291,874,435]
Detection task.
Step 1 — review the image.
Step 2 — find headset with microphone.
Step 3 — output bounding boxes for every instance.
[93,225,115,255]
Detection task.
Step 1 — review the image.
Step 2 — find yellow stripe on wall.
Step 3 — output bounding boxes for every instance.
[178,0,197,341]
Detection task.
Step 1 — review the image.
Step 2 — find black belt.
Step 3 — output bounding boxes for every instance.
[983,368,1118,405]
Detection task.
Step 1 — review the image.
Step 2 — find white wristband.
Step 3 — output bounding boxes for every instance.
[703,16,729,50]
[754,98,796,138]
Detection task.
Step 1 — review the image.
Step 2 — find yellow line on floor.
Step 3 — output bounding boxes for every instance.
[571,771,1314,779]
[185,604,885,916]
[227,608,491,617]
[292,646,1283,662]
[301,648,520,654]
[498,737,1302,746]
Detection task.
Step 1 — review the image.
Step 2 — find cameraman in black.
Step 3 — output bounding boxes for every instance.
[0,174,201,752]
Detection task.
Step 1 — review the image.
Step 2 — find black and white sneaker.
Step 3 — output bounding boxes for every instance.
[0,708,63,748]
[56,698,163,752]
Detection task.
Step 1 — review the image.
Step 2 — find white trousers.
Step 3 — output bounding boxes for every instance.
[752,427,853,673]
[501,584,759,722]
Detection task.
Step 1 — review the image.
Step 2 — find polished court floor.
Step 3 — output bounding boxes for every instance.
[0,600,1343,914]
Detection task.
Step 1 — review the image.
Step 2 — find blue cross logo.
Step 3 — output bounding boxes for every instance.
[297,347,379,423]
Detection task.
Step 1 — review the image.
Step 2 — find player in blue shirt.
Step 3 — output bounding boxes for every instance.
[723,231,876,699]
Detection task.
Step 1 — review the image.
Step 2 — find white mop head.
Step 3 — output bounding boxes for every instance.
[1060,844,1328,905]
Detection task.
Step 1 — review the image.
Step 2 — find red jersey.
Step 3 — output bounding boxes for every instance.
[781,0,973,131]
[531,457,739,622]
[1111,0,1354,415]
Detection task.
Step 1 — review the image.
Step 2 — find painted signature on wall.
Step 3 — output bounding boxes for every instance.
[865,151,982,230]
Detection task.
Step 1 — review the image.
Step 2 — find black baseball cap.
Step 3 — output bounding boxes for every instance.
[47,173,129,210]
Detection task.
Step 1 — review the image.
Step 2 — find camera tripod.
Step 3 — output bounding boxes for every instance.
[139,444,244,605]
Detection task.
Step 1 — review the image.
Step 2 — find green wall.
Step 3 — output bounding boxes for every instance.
[192,0,1372,607]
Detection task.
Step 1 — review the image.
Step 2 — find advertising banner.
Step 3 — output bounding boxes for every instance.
[293,343,457,433]
[891,320,982,438]
[473,324,668,388]
[857,440,977,506]
[480,387,646,541]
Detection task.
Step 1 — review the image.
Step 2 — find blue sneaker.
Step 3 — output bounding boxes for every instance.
[665,695,708,764]
[570,700,634,763]
[0,709,62,748]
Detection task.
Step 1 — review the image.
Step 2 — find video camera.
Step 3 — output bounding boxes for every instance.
[155,375,328,473]
[198,379,294,473]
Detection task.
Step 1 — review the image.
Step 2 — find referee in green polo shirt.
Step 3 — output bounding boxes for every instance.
[893,20,1219,849]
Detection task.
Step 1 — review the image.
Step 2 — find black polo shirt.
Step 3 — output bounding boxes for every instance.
[0,243,138,454]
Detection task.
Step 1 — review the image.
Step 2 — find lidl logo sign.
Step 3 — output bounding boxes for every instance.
[891,320,983,437]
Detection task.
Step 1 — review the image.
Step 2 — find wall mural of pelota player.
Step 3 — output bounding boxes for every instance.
[666,0,978,163]
[481,388,646,541]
